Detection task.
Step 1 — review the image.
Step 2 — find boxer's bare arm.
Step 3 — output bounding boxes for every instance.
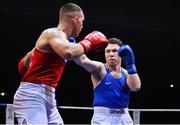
[74,54,106,87]
[36,29,108,60]
[49,37,85,59]
[74,54,104,72]
[35,29,84,60]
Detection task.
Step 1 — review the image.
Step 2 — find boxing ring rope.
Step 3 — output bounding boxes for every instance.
[1,103,180,124]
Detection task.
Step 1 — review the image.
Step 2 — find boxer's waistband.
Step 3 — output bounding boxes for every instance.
[94,106,129,115]
[20,82,55,93]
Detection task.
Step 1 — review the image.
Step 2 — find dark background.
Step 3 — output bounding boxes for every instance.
[0,0,179,124]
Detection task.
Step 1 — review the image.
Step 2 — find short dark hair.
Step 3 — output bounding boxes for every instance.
[60,3,82,16]
[108,38,123,46]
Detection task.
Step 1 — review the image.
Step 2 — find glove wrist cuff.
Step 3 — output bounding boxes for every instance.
[126,64,137,74]
[79,40,92,53]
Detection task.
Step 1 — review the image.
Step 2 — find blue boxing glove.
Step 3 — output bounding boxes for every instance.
[118,45,137,74]
[68,37,76,43]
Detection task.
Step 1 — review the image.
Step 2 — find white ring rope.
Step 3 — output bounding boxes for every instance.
[1,103,180,112]
[57,106,93,110]
[1,103,180,124]
[129,109,180,112]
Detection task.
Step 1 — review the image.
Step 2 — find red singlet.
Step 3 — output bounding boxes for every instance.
[21,48,65,88]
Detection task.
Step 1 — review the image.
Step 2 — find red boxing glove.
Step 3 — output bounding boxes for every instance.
[18,58,25,75]
[79,31,108,53]
[18,58,29,76]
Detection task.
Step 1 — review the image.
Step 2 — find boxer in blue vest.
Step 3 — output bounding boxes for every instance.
[74,38,141,125]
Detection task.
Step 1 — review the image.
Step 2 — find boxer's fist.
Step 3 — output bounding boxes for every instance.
[118,45,137,74]
[79,31,108,53]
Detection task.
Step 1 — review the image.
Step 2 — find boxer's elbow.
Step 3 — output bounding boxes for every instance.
[63,49,82,60]
[131,82,141,92]
[131,85,141,92]
[62,50,74,59]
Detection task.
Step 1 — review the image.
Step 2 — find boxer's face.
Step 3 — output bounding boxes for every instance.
[105,44,121,66]
[72,11,84,37]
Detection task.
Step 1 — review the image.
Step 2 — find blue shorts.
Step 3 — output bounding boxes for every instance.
[13,82,64,124]
[91,107,133,125]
